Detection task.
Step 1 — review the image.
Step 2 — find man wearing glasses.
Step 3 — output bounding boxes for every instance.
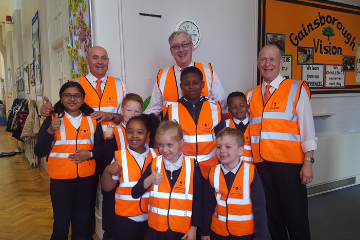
[144,30,226,116]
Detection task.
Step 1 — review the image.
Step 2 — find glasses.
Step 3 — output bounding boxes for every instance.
[258,57,279,63]
[170,42,192,50]
[62,93,83,100]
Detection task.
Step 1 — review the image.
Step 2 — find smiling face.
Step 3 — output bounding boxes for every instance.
[121,100,143,126]
[228,96,248,121]
[216,135,244,171]
[156,130,184,163]
[257,45,284,84]
[126,119,149,154]
[86,46,109,79]
[169,33,194,69]
[61,86,84,116]
[180,72,204,104]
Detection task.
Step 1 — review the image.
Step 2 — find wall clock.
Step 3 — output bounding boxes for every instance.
[174,19,201,49]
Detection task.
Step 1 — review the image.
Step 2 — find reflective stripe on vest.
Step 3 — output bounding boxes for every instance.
[210,163,255,236]
[225,118,236,128]
[148,155,194,233]
[114,148,158,216]
[113,125,127,150]
[48,115,96,179]
[248,79,308,164]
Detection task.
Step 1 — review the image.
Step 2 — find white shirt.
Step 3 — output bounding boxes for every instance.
[163,153,184,172]
[221,159,242,175]
[232,117,248,126]
[111,144,150,222]
[64,111,82,129]
[144,62,227,115]
[262,74,317,153]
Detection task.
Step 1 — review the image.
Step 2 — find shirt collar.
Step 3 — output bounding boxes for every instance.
[163,153,184,170]
[232,117,248,125]
[262,73,285,90]
[64,110,82,120]
[127,144,149,159]
[221,159,242,175]
[86,72,107,84]
[174,61,194,72]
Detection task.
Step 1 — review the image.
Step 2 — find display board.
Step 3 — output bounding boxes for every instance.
[259,0,360,93]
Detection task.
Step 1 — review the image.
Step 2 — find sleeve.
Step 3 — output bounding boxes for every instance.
[296,85,317,153]
[251,169,268,240]
[210,70,227,113]
[91,123,105,160]
[34,117,54,158]
[191,162,203,227]
[143,81,163,116]
[131,162,153,198]
[214,111,226,135]
[163,109,169,121]
[201,175,217,236]
[103,137,118,166]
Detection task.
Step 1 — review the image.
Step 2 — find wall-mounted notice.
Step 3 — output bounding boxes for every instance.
[325,65,345,88]
[301,64,324,88]
[280,55,292,79]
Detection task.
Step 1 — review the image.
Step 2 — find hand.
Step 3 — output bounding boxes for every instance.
[90,111,109,123]
[68,150,91,163]
[105,157,122,176]
[149,166,163,185]
[201,236,210,240]
[48,113,61,134]
[105,123,114,139]
[41,96,54,117]
[300,160,314,184]
[182,226,197,240]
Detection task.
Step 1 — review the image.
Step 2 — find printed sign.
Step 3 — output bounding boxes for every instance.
[280,55,292,79]
[325,65,345,88]
[302,64,324,88]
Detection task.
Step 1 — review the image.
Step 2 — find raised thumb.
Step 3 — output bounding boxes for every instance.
[54,113,59,119]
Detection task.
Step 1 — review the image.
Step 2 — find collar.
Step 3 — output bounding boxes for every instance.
[64,110,82,120]
[221,159,242,175]
[127,144,149,159]
[121,122,126,129]
[262,74,285,90]
[86,72,107,84]
[178,96,206,105]
[174,62,194,72]
[163,153,184,171]
[232,117,248,125]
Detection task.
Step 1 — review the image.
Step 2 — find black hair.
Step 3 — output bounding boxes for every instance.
[180,66,203,82]
[53,81,94,116]
[227,91,246,105]
[126,113,160,148]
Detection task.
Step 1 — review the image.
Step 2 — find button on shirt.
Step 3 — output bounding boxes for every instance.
[144,62,227,115]
[262,74,317,152]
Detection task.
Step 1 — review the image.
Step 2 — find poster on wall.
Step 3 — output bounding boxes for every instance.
[266,33,285,52]
[32,11,43,100]
[280,55,292,79]
[301,64,324,88]
[23,65,29,94]
[67,0,92,79]
[325,65,345,88]
[16,67,25,99]
[259,0,360,93]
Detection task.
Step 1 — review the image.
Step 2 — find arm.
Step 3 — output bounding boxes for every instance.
[90,123,105,159]
[201,175,217,237]
[210,71,227,112]
[131,163,153,198]
[34,117,54,158]
[251,169,268,240]
[143,82,163,115]
[214,112,226,135]
[90,111,123,124]
[297,85,317,184]
[101,157,121,192]
[40,96,54,117]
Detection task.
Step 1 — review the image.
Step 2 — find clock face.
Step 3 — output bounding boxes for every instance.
[176,20,201,49]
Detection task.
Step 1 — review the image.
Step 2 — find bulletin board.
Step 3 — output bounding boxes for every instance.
[258,0,360,93]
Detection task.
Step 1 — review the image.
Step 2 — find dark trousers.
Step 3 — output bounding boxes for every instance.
[102,184,118,239]
[255,160,311,240]
[210,230,255,240]
[144,227,184,240]
[50,175,94,240]
[113,215,148,240]
[86,174,98,240]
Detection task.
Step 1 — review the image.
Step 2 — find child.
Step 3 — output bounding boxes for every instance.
[201,127,267,240]
[132,121,202,240]
[101,114,160,240]
[164,66,226,179]
[34,82,104,240]
[226,91,248,133]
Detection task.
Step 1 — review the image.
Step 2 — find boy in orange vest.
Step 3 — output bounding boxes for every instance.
[164,66,226,179]
[226,91,248,133]
[201,127,267,240]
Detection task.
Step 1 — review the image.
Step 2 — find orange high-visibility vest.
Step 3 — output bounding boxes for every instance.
[114,148,159,217]
[168,100,220,178]
[209,163,255,237]
[225,118,236,128]
[113,125,127,150]
[70,76,125,136]
[48,114,97,179]
[247,79,310,164]
[157,63,214,116]
[148,156,194,234]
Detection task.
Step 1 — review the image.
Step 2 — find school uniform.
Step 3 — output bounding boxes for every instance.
[202,160,267,240]
[34,112,104,240]
[225,117,248,133]
[132,153,202,240]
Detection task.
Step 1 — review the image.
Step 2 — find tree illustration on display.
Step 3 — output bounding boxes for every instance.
[322,26,335,41]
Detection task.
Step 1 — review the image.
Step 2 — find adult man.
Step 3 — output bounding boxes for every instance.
[144,30,227,116]
[247,44,317,240]
[40,46,126,240]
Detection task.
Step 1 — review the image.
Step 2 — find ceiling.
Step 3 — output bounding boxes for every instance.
[0,0,11,23]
